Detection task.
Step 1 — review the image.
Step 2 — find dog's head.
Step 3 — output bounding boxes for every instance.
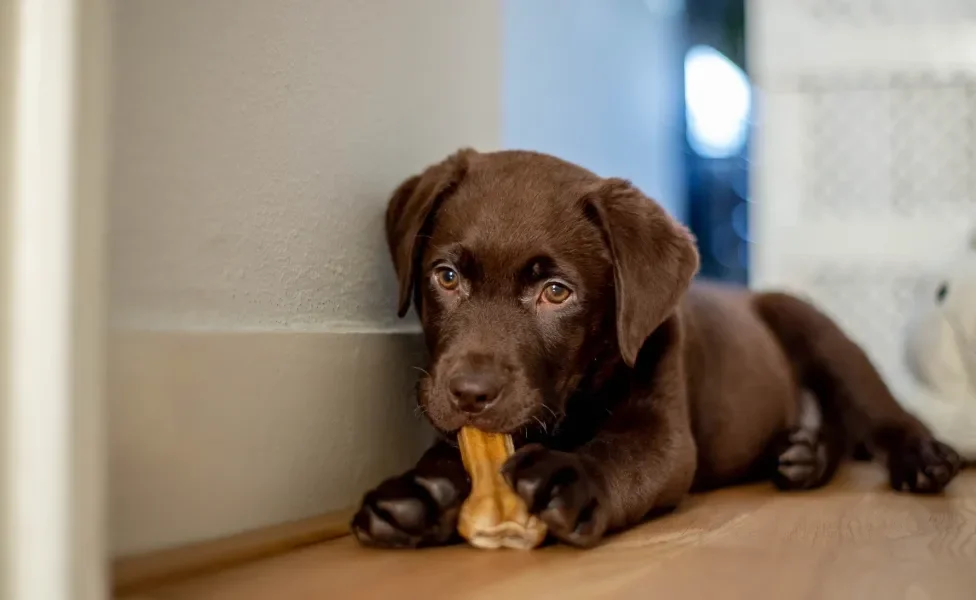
[386,150,698,433]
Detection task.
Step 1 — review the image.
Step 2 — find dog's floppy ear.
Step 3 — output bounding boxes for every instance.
[584,178,699,366]
[386,149,474,317]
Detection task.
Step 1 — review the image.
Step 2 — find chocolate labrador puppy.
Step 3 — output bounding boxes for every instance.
[351,149,961,548]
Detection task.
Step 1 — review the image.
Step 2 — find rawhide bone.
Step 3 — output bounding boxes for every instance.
[456,426,547,549]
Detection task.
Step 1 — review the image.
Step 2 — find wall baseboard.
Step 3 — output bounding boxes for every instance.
[109,330,432,557]
[113,508,352,595]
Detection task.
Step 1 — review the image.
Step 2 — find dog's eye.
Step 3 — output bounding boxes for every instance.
[936,282,949,304]
[541,282,572,304]
[434,267,460,291]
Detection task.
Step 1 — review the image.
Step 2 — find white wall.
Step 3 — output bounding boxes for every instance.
[111,0,501,330]
[503,0,686,220]
[109,0,502,556]
[3,1,110,597]
[748,0,976,397]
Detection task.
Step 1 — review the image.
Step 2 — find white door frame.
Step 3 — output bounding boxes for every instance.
[1,1,110,598]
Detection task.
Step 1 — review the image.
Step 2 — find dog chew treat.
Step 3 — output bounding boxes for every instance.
[456,426,547,550]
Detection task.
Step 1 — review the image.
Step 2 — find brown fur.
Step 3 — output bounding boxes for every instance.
[352,149,962,549]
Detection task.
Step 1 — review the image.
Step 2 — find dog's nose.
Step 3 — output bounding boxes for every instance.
[448,371,503,413]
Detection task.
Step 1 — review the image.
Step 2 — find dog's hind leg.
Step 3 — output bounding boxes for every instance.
[769,390,845,490]
[754,291,962,494]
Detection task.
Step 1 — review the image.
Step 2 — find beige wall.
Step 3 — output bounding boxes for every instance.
[74,2,111,596]
[108,0,502,556]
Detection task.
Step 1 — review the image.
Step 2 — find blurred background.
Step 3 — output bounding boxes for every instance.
[3,1,975,598]
[506,0,749,284]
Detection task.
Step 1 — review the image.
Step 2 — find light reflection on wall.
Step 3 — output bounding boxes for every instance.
[684,45,751,159]
[683,41,752,283]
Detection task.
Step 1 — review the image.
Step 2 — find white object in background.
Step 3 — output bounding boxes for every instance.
[2,1,109,599]
[748,0,976,395]
[900,231,976,459]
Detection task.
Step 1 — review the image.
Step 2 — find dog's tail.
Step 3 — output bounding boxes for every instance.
[753,291,963,492]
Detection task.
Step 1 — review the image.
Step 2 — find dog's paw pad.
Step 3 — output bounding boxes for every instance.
[772,428,829,491]
[888,436,961,494]
[501,445,608,547]
[351,471,465,548]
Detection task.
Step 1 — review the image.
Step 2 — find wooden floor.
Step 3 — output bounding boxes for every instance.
[127,465,976,600]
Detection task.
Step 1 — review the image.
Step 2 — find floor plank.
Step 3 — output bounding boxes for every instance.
[127,465,976,600]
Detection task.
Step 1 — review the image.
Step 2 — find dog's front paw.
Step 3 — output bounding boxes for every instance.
[888,435,962,494]
[501,445,608,547]
[351,470,469,548]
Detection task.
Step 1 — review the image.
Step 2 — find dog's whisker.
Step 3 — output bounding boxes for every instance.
[532,415,549,434]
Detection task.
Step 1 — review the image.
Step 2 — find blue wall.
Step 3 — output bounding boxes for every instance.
[503,0,687,221]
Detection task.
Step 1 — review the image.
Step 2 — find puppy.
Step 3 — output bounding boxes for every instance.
[351,149,962,548]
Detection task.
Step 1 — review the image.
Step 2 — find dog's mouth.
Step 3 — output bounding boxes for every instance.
[425,401,545,436]
[416,379,559,436]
